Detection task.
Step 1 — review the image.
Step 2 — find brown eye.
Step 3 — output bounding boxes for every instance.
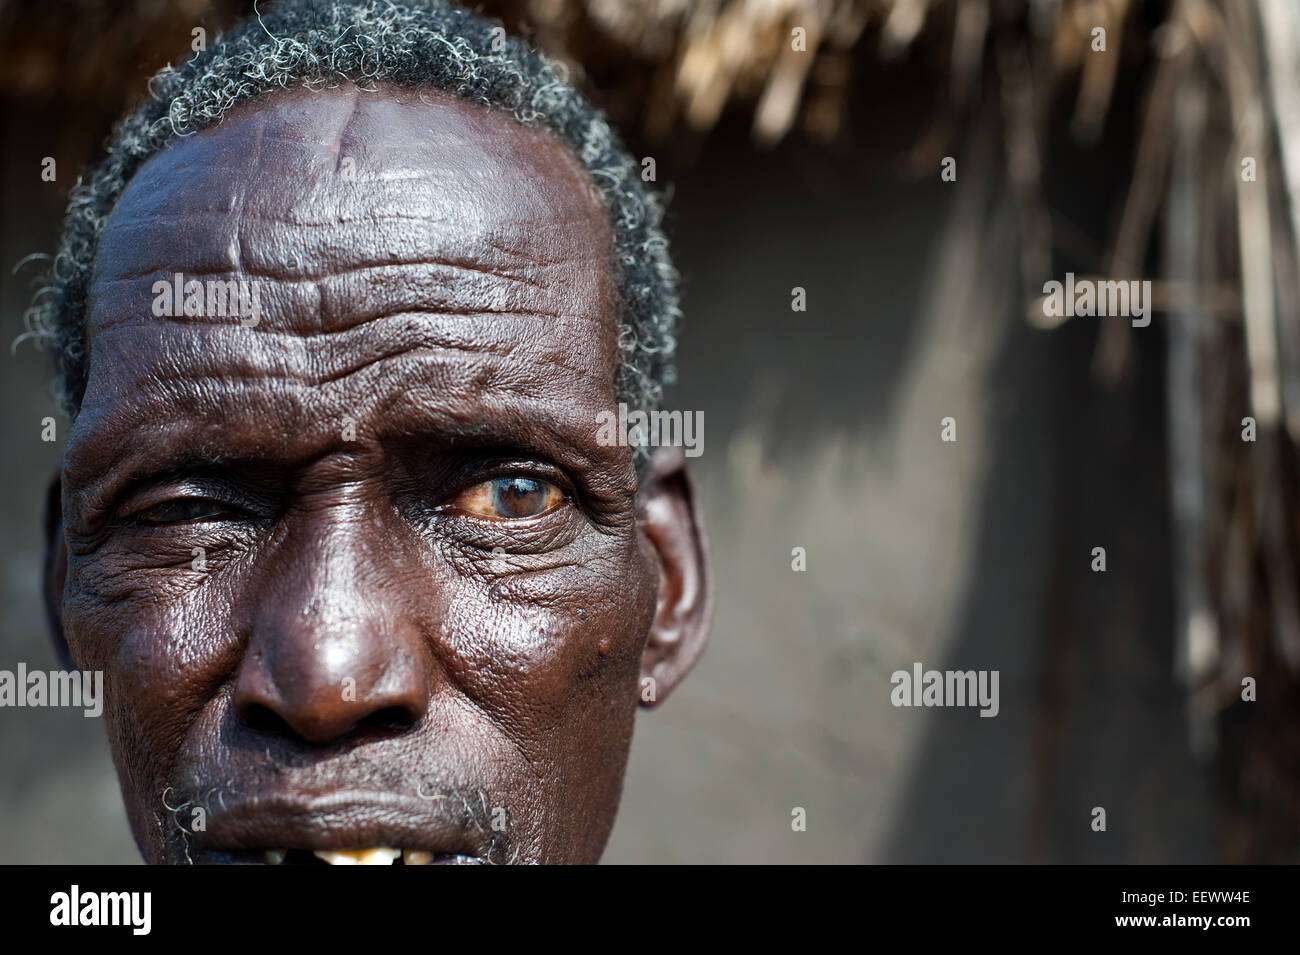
[135,499,227,526]
[454,476,564,520]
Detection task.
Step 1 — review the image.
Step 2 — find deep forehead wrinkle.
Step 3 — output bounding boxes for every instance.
[88,81,614,337]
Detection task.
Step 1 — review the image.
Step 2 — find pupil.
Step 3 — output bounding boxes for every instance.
[495,478,543,517]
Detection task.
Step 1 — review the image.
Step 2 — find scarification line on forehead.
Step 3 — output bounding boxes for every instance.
[89,81,617,348]
[106,81,613,238]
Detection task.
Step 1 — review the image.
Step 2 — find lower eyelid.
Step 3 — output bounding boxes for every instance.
[434,504,579,551]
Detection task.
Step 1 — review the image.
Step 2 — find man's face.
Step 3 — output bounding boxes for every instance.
[47,83,708,864]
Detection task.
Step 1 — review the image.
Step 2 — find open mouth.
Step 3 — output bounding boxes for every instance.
[253,848,486,865]
[183,790,496,864]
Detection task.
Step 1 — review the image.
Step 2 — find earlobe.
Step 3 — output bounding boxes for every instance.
[43,473,73,671]
[638,447,712,708]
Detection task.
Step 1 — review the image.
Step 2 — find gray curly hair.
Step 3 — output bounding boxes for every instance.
[25,0,680,471]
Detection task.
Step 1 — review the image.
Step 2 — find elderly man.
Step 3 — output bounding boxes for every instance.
[35,0,710,864]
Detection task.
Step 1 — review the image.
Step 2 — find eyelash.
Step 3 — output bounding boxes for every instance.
[131,498,232,526]
[122,490,256,528]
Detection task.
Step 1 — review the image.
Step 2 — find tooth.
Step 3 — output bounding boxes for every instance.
[403,850,434,866]
[264,850,286,865]
[313,847,401,865]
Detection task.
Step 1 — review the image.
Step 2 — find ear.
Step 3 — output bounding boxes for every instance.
[638,446,712,708]
[43,473,74,671]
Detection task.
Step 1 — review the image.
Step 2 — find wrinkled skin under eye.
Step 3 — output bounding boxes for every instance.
[453,477,565,520]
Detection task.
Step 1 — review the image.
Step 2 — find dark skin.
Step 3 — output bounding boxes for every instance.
[42,82,711,864]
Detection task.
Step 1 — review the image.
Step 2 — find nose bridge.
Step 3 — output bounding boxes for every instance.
[234,498,432,744]
[277,519,384,650]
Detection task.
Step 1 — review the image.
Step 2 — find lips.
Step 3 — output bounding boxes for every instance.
[187,789,494,865]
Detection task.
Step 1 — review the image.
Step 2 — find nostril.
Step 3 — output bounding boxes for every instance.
[355,705,419,732]
[238,701,298,739]
[237,698,419,743]
[237,701,297,738]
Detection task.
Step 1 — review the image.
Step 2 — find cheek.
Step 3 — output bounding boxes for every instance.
[61,572,236,861]
[435,550,656,863]
[62,559,236,770]
[439,542,658,745]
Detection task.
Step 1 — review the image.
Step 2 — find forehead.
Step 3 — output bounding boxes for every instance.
[71,83,623,489]
[94,82,617,334]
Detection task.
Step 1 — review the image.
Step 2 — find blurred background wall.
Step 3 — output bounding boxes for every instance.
[3,0,1297,863]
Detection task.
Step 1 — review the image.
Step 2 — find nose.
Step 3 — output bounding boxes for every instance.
[234,516,432,745]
